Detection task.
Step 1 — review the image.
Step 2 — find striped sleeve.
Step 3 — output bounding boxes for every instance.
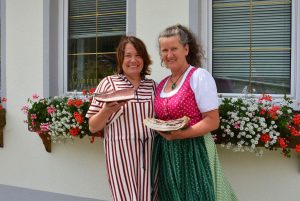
[85,77,112,118]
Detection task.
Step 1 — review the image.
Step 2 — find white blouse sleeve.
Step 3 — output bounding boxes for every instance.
[190,68,219,113]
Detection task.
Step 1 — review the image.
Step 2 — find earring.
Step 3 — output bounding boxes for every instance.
[160,60,166,68]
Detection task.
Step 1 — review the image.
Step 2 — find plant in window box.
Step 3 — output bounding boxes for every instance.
[212,94,300,158]
[21,89,96,152]
[0,97,7,147]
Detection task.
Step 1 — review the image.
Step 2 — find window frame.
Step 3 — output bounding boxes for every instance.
[0,0,6,98]
[58,0,136,95]
[191,0,300,104]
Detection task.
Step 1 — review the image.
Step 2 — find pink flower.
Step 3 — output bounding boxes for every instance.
[234,122,240,129]
[32,93,39,100]
[47,106,56,114]
[40,123,50,132]
[30,114,37,120]
[0,97,7,110]
[21,105,29,114]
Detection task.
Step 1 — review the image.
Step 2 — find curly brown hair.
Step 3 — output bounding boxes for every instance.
[158,24,204,67]
[116,36,152,79]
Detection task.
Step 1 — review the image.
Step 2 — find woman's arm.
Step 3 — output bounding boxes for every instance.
[158,68,220,140]
[158,109,220,140]
[88,101,126,133]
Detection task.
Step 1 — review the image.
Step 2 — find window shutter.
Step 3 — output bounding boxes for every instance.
[212,0,291,94]
[69,0,126,39]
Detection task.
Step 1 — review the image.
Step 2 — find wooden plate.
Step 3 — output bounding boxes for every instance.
[94,88,135,102]
[143,116,190,132]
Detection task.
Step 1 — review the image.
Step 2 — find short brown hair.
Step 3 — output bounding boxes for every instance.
[116,36,152,79]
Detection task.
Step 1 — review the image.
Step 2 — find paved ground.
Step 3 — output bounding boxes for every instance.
[0,184,104,201]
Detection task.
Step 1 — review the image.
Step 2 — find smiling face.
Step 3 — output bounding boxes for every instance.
[122,43,144,79]
[159,35,189,71]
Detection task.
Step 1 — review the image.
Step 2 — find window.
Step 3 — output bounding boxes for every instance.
[0,0,2,95]
[212,0,292,94]
[67,0,126,91]
[0,1,1,93]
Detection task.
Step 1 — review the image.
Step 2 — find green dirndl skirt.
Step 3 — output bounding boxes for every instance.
[204,134,238,201]
[151,133,238,201]
[151,135,215,201]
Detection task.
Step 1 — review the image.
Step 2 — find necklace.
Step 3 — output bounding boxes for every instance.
[170,67,189,90]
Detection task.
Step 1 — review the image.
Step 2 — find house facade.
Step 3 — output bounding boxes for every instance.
[0,0,300,201]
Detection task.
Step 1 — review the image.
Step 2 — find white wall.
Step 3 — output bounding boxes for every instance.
[137,0,300,201]
[219,148,300,201]
[136,0,189,83]
[1,0,111,200]
[1,1,300,201]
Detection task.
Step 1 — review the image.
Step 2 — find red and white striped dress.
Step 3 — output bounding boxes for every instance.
[86,74,156,201]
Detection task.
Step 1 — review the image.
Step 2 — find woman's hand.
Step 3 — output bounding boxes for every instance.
[156,109,220,140]
[102,101,126,115]
[156,129,185,141]
[89,101,127,133]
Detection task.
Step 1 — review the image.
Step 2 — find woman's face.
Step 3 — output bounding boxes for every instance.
[159,35,189,70]
[122,43,144,78]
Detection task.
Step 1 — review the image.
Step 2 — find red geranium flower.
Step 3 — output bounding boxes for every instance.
[69,127,80,136]
[278,137,288,149]
[67,99,74,106]
[259,94,272,102]
[260,133,270,144]
[268,105,280,119]
[89,88,96,95]
[73,112,83,124]
[295,145,300,152]
[74,99,83,107]
[292,114,300,125]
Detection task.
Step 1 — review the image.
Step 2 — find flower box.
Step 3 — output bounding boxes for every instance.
[22,89,96,152]
[0,109,6,147]
[213,94,300,157]
[28,123,51,152]
[39,132,51,152]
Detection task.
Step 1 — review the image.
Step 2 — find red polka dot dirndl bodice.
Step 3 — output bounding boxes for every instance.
[154,67,202,126]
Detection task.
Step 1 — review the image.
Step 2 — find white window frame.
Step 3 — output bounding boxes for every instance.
[57,0,136,95]
[190,0,300,106]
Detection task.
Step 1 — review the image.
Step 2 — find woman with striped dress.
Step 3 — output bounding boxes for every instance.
[151,24,238,201]
[86,36,156,201]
